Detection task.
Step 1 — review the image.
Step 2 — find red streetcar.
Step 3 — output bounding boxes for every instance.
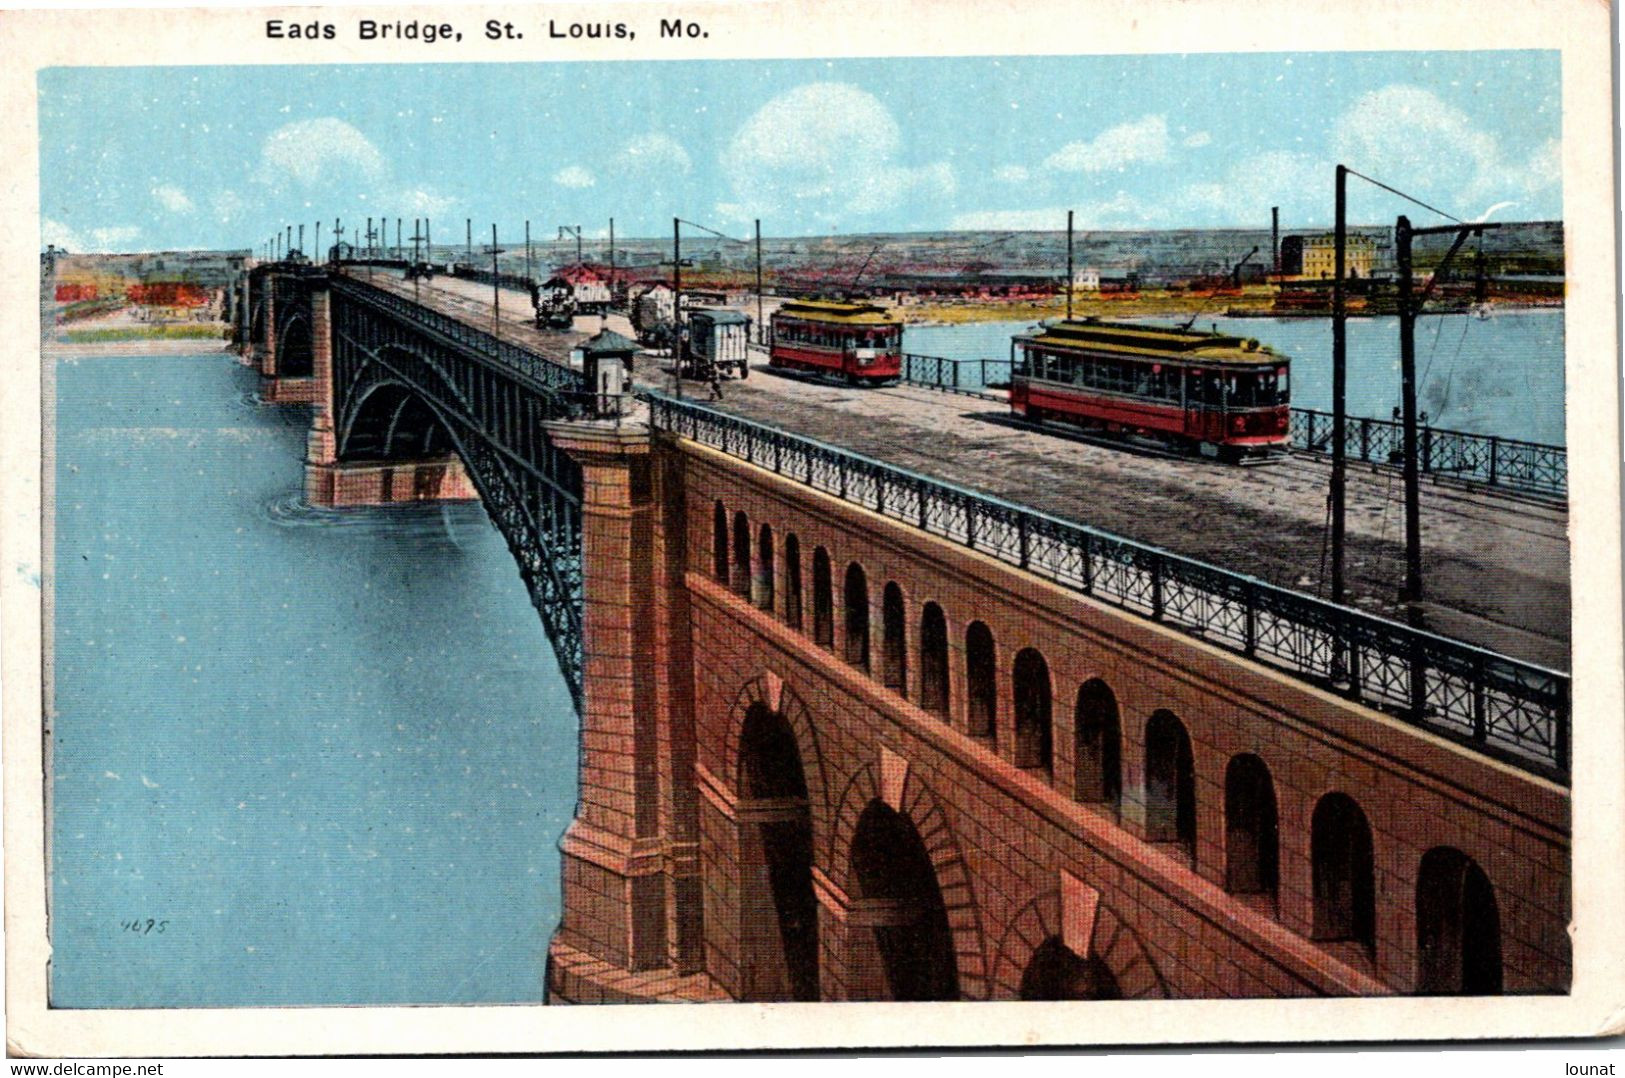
[1010,318,1291,459]
[768,298,903,385]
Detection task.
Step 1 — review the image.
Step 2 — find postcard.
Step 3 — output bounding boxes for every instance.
[2,0,1621,1057]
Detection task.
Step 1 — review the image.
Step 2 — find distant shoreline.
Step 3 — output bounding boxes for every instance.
[44,336,235,359]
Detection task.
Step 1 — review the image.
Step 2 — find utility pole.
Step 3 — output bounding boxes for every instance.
[524,219,532,281]
[755,218,764,346]
[1331,165,1348,610]
[297,224,305,259]
[466,218,473,264]
[558,225,583,266]
[286,225,292,259]
[1393,215,1497,621]
[608,218,616,308]
[1396,215,1421,616]
[315,222,322,264]
[426,219,432,262]
[1066,209,1075,321]
[487,223,505,338]
[673,217,683,399]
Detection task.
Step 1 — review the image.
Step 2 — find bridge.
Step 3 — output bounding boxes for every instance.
[237,257,1570,1004]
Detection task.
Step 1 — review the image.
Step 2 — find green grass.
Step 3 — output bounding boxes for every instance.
[62,324,227,343]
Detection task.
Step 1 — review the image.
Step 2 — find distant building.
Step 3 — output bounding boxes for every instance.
[1071,267,1101,291]
[1298,233,1376,280]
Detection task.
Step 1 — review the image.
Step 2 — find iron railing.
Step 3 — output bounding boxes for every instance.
[900,353,1011,399]
[1292,409,1566,500]
[644,390,1570,781]
[898,354,1567,501]
[332,275,586,403]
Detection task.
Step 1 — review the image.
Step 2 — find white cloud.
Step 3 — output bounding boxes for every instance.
[43,218,142,253]
[1183,131,1212,149]
[1045,114,1171,174]
[616,133,692,175]
[152,184,194,214]
[210,190,248,223]
[1333,85,1558,214]
[994,164,1030,184]
[395,187,456,216]
[256,117,387,188]
[718,82,954,230]
[553,165,595,189]
[1174,150,1328,225]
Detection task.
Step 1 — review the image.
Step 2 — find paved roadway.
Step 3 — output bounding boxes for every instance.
[349,268,1571,670]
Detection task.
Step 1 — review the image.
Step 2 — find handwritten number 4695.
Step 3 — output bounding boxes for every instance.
[119,918,168,935]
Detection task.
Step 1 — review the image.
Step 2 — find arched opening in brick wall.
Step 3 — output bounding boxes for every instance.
[732,511,752,598]
[783,533,803,630]
[736,702,819,1002]
[1018,937,1123,1000]
[1311,792,1376,955]
[812,547,834,648]
[1012,648,1053,778]
[1416,846,1503,995]
[965,621,996,739]
[849,801,959,1001]
[711,501,729,582]
[1144,710,1196,862]
[881,582,907,697]
[1224,754,1279,905]
[919,603,949,718]
[1074,679,1122,811]
[755,523,775,610]
[278,315,314,378]
[844,563,870,671]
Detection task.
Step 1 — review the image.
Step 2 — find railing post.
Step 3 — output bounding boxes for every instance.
[1243,582,1257,655]
[1556,677,1570,775]
[1488,435,1500,487]
[953,362,960,391]
[1081,533,1094,595]
[1471,654,1489,744]
[1018,515,1031,569]
[1359,416,1370,462]
[1422,424,1434,474]
[773,432,783,474]
[1150,553,1164,621]
[965,496,976,550]
[917,478,930,530]
[1408,635,1428,721]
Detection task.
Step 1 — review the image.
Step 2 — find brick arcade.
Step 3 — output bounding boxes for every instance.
[544,428,1569,1003]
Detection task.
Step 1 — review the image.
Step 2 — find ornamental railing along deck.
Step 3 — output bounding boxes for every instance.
[644,390,1570,782]
[898,352,1567,500]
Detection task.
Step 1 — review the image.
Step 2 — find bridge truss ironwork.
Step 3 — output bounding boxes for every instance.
[329,275,590,710]
[645,391,1570,781]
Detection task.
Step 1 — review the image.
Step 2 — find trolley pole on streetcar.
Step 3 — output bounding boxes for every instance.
[1331,164,1348,611]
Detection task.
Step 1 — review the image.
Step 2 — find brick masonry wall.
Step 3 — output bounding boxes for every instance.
[677,440,1570,1000]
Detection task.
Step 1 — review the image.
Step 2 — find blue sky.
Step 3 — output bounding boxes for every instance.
[39,51,1561,252]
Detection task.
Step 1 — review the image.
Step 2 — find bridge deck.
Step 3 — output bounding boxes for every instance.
[377,269,1569,670]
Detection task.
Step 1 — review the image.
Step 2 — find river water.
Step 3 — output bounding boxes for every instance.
[905,310,1567,447]
[49,351,577,1007]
